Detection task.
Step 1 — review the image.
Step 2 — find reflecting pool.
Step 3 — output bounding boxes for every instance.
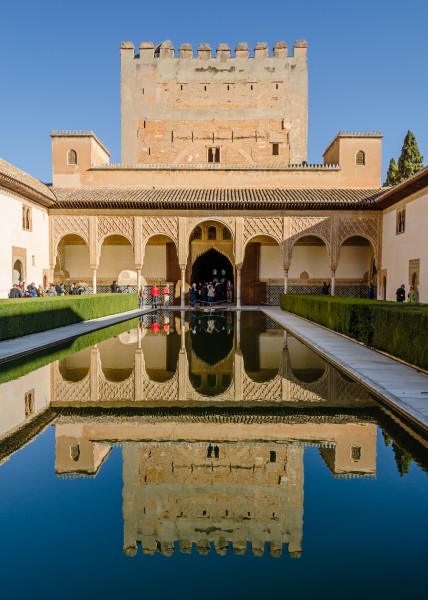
[0,311,427,599]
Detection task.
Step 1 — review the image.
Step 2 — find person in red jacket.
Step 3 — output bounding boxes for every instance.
[151,284,160,308]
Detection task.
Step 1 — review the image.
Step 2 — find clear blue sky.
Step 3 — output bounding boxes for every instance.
[1,0,427,184]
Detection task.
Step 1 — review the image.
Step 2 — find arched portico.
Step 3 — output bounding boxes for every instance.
[54,234,91,291]
[288,235,330,294]
[141,234,179,304]
[336,235,376,297]
[242,234,282,305]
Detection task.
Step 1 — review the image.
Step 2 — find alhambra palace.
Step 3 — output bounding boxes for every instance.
[1,38,427,302]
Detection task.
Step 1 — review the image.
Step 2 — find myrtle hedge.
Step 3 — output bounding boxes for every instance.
[280,294,428,371]
[0,294,138,341]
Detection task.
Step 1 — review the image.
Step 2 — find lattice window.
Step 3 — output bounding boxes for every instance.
[67,149,77,165]
[208,226,217,240]
[24,390,35,418]
[22,206,31,230]
[396,208,406,234]
[207,147,220,163]
[356,150,365,166]
[351,446,362,461]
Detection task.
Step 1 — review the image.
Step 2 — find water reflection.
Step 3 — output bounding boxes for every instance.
[1,311,427,569]
[49,311,378,407]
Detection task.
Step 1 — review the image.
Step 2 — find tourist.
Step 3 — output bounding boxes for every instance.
[207,283,215,308]
[214,445,220,458]
[226,280,234,304]
[163,284,170,308]
[138,287,144,308]
[396,284,406,302]
[408,285,418,303]
[111,280,121,293]
[46,283,57,296]
[151,283,160,308]
[368,284,375,299]
[163,315,170,334]
[207,443,213,458]
[27,284,38,297]
[322,281,329,295]
[189,283,197,307]
[8,284,22,298]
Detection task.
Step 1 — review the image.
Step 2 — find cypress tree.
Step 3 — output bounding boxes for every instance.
[384,158,399,186]
[397,130,424,181]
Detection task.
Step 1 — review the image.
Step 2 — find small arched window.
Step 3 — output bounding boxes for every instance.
[192,226,202,240]
[355,150,365,166]
[208,226,217,240]
[222,227,231,240]
[67,149,77,166]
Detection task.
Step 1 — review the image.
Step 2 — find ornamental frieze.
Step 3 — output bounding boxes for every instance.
[243,217,283,245]
[53,214,90,250]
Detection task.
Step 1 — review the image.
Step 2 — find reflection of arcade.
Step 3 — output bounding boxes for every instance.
[188,311,234,396]
[54,413,378,558]
[52,314,379,407]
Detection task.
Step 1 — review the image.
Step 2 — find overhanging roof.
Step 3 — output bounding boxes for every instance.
[375,166,428,209]
[51,187,383,211]
[0,158,55,207]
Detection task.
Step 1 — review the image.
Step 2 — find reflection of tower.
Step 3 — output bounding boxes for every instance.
[122,441,304,558]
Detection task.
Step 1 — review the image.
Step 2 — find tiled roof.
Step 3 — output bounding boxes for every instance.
[375,166,428,209]
[51,187,383,210]
[0,158,55,206]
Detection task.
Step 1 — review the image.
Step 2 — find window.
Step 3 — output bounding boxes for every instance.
[67,149,77,165]
[207,147,220,163]
[192,226,202,240]
[351,446,362,461]
[22,206,31,231]
[270,450,277,463]
[24,390,35,418]
[208,226,217,240]
[222,227,231,240]
[356,150,365,166]
[272,143,280,156]
[396,208,406,234]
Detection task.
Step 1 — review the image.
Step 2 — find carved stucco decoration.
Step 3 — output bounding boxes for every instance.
[141,216,179,246]
[191,243,234,267]
[142,376,179,402]
[243,217,283,247]
[242,373,283,401]
[184,371,235,402]
[53,215,90,254]
[97,216,134,254]
[53,363,91,402]
[287,381,328,403]
[286,216,332,267]
[98,373,135,401]
[337,216,379,255]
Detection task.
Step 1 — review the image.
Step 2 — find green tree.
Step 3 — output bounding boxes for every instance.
[392,441,412,477]
[384,158,399,186]
[382,430,391,447]
[383,130,424,186]
[397,130,424,181]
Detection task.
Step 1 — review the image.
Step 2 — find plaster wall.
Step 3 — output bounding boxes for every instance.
[260,245,283,279]
[336,246,372,279]
[142,245,167,280]
[288,245,330,279]
[0,365,51,438]
[258,334,284,370]
[0,190,50,298]
[98,245,136,280]
[381,188,428,302]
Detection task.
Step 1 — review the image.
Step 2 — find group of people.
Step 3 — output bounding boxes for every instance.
[150,284,170,309]
[9,281,85,298]
[396,283,418,303]
[189,280,234,308]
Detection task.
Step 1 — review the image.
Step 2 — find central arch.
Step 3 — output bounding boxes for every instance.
[191,248,234,287]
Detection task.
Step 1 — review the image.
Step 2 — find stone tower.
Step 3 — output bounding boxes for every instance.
[120,39,308,166]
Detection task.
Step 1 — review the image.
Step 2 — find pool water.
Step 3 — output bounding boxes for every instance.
[0,311,427,599]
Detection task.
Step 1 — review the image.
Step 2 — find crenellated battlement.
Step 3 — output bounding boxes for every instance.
[120,39,307,61]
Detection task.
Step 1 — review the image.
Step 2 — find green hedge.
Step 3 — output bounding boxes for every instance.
[280,294,428,371]
[0,294,138,341]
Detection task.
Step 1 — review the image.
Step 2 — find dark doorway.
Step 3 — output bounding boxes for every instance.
[191,248,233,286]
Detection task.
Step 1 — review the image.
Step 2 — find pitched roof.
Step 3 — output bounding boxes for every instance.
[51,187,383,211]
[0,158,55,206]
[375,166,428,209]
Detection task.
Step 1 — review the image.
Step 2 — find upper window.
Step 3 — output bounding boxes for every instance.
[272,143,280,156]
[208,226,217,240]
[355,150,365,166]
[207,147,220,163]
[222,227,232,240]
[396,208,406,234]
[351,446,362,461]
[67,149,77,166]
[24,389,35,418]
[22,205,31,231]
[192,226,202,240]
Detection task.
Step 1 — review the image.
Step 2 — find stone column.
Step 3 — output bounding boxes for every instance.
[180,266,186,307]
[136,268,142,293]
[236,265,242,309]
[236,309,241,349]
[92,268,97,294]
[331,270,336,296]
[284,269,289,294]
